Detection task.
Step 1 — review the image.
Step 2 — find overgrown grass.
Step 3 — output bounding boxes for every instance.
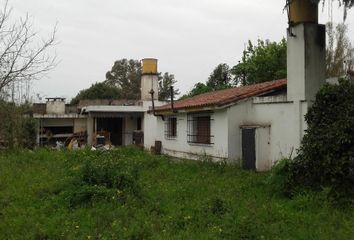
[0,147,353,239]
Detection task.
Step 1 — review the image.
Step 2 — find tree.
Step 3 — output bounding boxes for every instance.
[179,82,212,99]
[0,0,57,101]
[105,59,142,100]
[291,0,354,20]
[206,63,232,90]
[179,63,232,99]
[0,101,36,149]
[334,0,354,19]
[73,59,177,102]
[231,38,287,86]
[326,22,353,78]
[70,82,121,105]
[158,72,180,101]
[282,79,354,202]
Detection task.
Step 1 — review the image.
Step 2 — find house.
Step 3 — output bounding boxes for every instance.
[34,1,329,171]
[144,5,326,171]
[33,58,165,148]
[33,98,87,146]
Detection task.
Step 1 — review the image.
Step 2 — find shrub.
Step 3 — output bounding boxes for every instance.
[285,79,354,202]
[206,197,229,217]
[0,102,36,149]
[64,149,145,206]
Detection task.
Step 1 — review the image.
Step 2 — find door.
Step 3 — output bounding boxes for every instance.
[97,118,123,146]
[242,128,256,170]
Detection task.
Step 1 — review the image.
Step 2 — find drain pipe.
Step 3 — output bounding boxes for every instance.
[149,89,165,121]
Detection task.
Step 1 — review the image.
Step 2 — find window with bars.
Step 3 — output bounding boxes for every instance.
[165,116,177,139]
[187,114,214,144]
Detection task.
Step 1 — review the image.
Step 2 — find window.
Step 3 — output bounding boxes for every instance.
[165,116,177,139]
[187,114,214,144]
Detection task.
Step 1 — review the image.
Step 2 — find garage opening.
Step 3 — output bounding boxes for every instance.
[96,118,123,146]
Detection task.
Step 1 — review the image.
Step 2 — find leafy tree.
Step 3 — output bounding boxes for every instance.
[0,101,36,149]
[70,82,121,105]
[282,79,354,202]
[180,63,232,99]
[206,63,232,90]
[326,22,353,78]
[105,59,142,100]
[179,82,212,99]
[73,59,177,102]
[231,39,287,86]
[0,0,57,102]
[158,72,180,101]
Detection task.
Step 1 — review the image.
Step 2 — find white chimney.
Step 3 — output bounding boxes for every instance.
[46,98,66,114]
[287,0,326,102]
[141,58,159,101]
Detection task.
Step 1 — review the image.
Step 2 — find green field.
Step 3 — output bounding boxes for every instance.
[0,147,353,239]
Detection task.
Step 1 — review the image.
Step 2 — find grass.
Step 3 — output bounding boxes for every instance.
[0,146,353,239]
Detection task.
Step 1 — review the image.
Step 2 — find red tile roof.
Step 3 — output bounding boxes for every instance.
[155,79,287,112]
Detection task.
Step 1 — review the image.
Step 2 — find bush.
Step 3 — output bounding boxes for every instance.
[64,149,145,206]
[0,102,36,149]
[285,79,354,202]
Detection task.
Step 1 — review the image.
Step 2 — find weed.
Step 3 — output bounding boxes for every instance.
[0,147,353,239]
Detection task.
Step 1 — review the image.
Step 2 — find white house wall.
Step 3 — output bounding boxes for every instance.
[142,100,166,149]
[227,100,308,168]
[152,98,308,170]
[155,110,229,161]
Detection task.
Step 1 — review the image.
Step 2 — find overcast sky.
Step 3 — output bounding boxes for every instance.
[7,0,354,101]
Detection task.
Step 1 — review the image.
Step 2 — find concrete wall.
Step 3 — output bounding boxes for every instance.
[143,112,159,150]
[74,118,87,133]
[46,101,65,114]
[287,23,325,102]
[141,75,159,101]
[153,97,308,170]
[227,99,308,169]
[123,116,137,145]
[41,118,74,127]
[87,118,94,146]
[154,109,229,161]
[143,100,166,150]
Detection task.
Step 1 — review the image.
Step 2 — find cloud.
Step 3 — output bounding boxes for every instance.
[8,0,354,98]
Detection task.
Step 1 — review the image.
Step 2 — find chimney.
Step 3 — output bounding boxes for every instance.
[287,0,325,102]
[46,97,66,114]
[141,58,159,101]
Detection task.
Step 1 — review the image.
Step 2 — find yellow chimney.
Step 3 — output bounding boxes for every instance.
[142,58,158,75]
[289,0,318,24]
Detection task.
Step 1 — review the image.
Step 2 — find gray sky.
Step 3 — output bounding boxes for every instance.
[7,0,354,101]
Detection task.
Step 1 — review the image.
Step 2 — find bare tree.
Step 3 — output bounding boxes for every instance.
[326,22,354,78]
[0,0,57,102]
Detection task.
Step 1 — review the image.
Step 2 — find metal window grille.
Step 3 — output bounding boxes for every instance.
[187,114,214,144]
[165,116,177,139]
